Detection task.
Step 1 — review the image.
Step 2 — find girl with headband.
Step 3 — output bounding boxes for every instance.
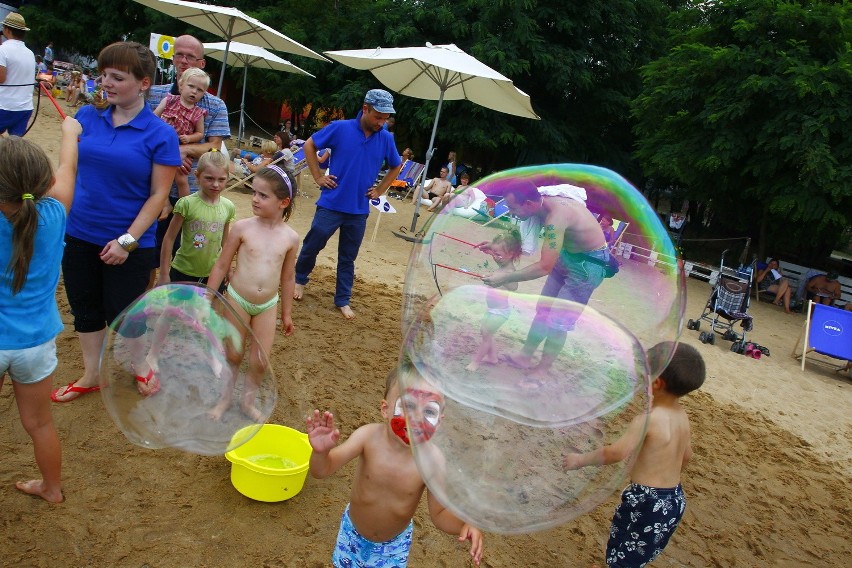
[206,165,298,421]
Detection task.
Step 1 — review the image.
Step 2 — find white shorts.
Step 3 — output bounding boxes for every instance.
[0,339,58,384]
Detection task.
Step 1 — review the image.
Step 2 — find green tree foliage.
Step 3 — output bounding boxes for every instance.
[633,0,852,260]
[20,1,175,59]
[19,0,689,190]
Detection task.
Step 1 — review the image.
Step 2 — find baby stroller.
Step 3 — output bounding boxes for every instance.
[686,249,757,354]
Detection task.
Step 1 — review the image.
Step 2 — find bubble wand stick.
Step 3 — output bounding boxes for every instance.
[435,232,480,248]
[39,81,66,120]
[432,263,484,279]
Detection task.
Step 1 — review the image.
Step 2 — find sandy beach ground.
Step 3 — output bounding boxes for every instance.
[1,105,850,567]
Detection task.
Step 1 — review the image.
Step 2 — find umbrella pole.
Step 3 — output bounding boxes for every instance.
[237,66,248,149]
[409,90,445,233]
[216,23,235,98]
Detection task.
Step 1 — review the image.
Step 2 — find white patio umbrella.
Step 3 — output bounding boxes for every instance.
[133,0,328,97]
[324,43,540,237]
[204,41,315,148]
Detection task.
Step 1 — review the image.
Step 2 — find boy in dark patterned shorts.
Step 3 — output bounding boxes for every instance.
[563,342,705,567]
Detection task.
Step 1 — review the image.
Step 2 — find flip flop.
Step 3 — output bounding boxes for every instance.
[135,369,161,396]
[51,382,101,403]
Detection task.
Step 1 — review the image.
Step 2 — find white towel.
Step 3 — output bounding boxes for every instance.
[537,183,587,203]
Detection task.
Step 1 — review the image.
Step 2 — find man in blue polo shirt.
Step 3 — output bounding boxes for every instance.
[296,89,402,319]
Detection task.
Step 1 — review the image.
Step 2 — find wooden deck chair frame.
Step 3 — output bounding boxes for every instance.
[792,300,852,373]
[610,219,629,252]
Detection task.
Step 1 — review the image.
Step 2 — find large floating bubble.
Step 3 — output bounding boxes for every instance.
[100,284,277,455]
[399,164,685,533]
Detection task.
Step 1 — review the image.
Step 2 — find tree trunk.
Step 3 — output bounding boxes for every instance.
[757,206,768,262]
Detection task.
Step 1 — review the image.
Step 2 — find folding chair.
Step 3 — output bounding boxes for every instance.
[792,301,852,373]
[292,147,307,175]
[401,162,427,201]
[609,220,629,252]
[388,160,416,188]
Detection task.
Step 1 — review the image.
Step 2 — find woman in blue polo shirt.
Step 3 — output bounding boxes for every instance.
[52,42,181,403]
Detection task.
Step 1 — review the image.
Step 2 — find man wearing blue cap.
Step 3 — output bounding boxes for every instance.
[296,89,402,319]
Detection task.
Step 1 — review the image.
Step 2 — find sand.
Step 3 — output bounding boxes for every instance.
[1,106,850,567]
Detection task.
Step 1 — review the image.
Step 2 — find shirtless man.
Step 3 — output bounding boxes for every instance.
[807,272,842,306]
[425,166,453,211]
[482,181,609,384]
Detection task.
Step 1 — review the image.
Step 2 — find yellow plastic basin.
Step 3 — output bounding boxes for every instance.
[225,424,312,502]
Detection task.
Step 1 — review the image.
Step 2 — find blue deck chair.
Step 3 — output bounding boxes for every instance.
[399,162,427,200]
[292,147,307,175]
[793,301,852,373]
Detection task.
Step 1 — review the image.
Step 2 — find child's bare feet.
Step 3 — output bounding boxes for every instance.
[206,400,229,421]
[466,360,481,372]
[294,283,304,300]
[482,353,499,365]
[241,403,265,422]
[500,353,535,369]
[339,305,355,319]
[15,479,64,503]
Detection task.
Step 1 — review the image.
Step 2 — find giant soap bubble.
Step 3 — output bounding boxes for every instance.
[100,284,277,455]
[399,164,685,533]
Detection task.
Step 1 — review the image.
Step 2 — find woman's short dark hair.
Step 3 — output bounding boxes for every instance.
[97,41,156,83]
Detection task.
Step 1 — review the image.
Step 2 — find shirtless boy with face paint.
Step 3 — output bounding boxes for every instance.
[307,365,484,567]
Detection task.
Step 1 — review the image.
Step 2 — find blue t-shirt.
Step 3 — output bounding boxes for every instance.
[66,104,181,248]
[0,197,65,349]
[311,112,401,215]
[148,84,231,197]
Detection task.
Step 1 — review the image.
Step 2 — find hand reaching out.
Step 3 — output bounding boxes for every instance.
[562,453,585,470]
[481,273,505,288]
[459,524,484,565]
[306,410,340,453]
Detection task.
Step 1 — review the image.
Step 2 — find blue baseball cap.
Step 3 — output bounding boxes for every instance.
[364,89,396,114]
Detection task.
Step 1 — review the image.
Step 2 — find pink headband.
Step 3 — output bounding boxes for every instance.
[266,165,293,199]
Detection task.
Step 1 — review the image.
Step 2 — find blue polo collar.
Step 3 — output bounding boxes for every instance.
[96,102,157,130]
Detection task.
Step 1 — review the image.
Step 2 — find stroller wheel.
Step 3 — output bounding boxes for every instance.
[730,342,740,353]
[686,319,696,331]
[698,331,707,343]
[707,333,715,345]
[722,330,734,341]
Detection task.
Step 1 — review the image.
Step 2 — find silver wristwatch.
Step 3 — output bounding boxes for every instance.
[117,233,138,252]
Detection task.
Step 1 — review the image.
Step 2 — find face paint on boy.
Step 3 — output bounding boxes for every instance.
[390,390,442,445]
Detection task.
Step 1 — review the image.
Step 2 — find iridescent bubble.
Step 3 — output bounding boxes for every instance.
[401,290,649,533]
[403,164,684,374]
[100,284,277,455]
[399,164,684,532]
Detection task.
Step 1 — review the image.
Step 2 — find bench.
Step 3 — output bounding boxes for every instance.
[758,259,851,309]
